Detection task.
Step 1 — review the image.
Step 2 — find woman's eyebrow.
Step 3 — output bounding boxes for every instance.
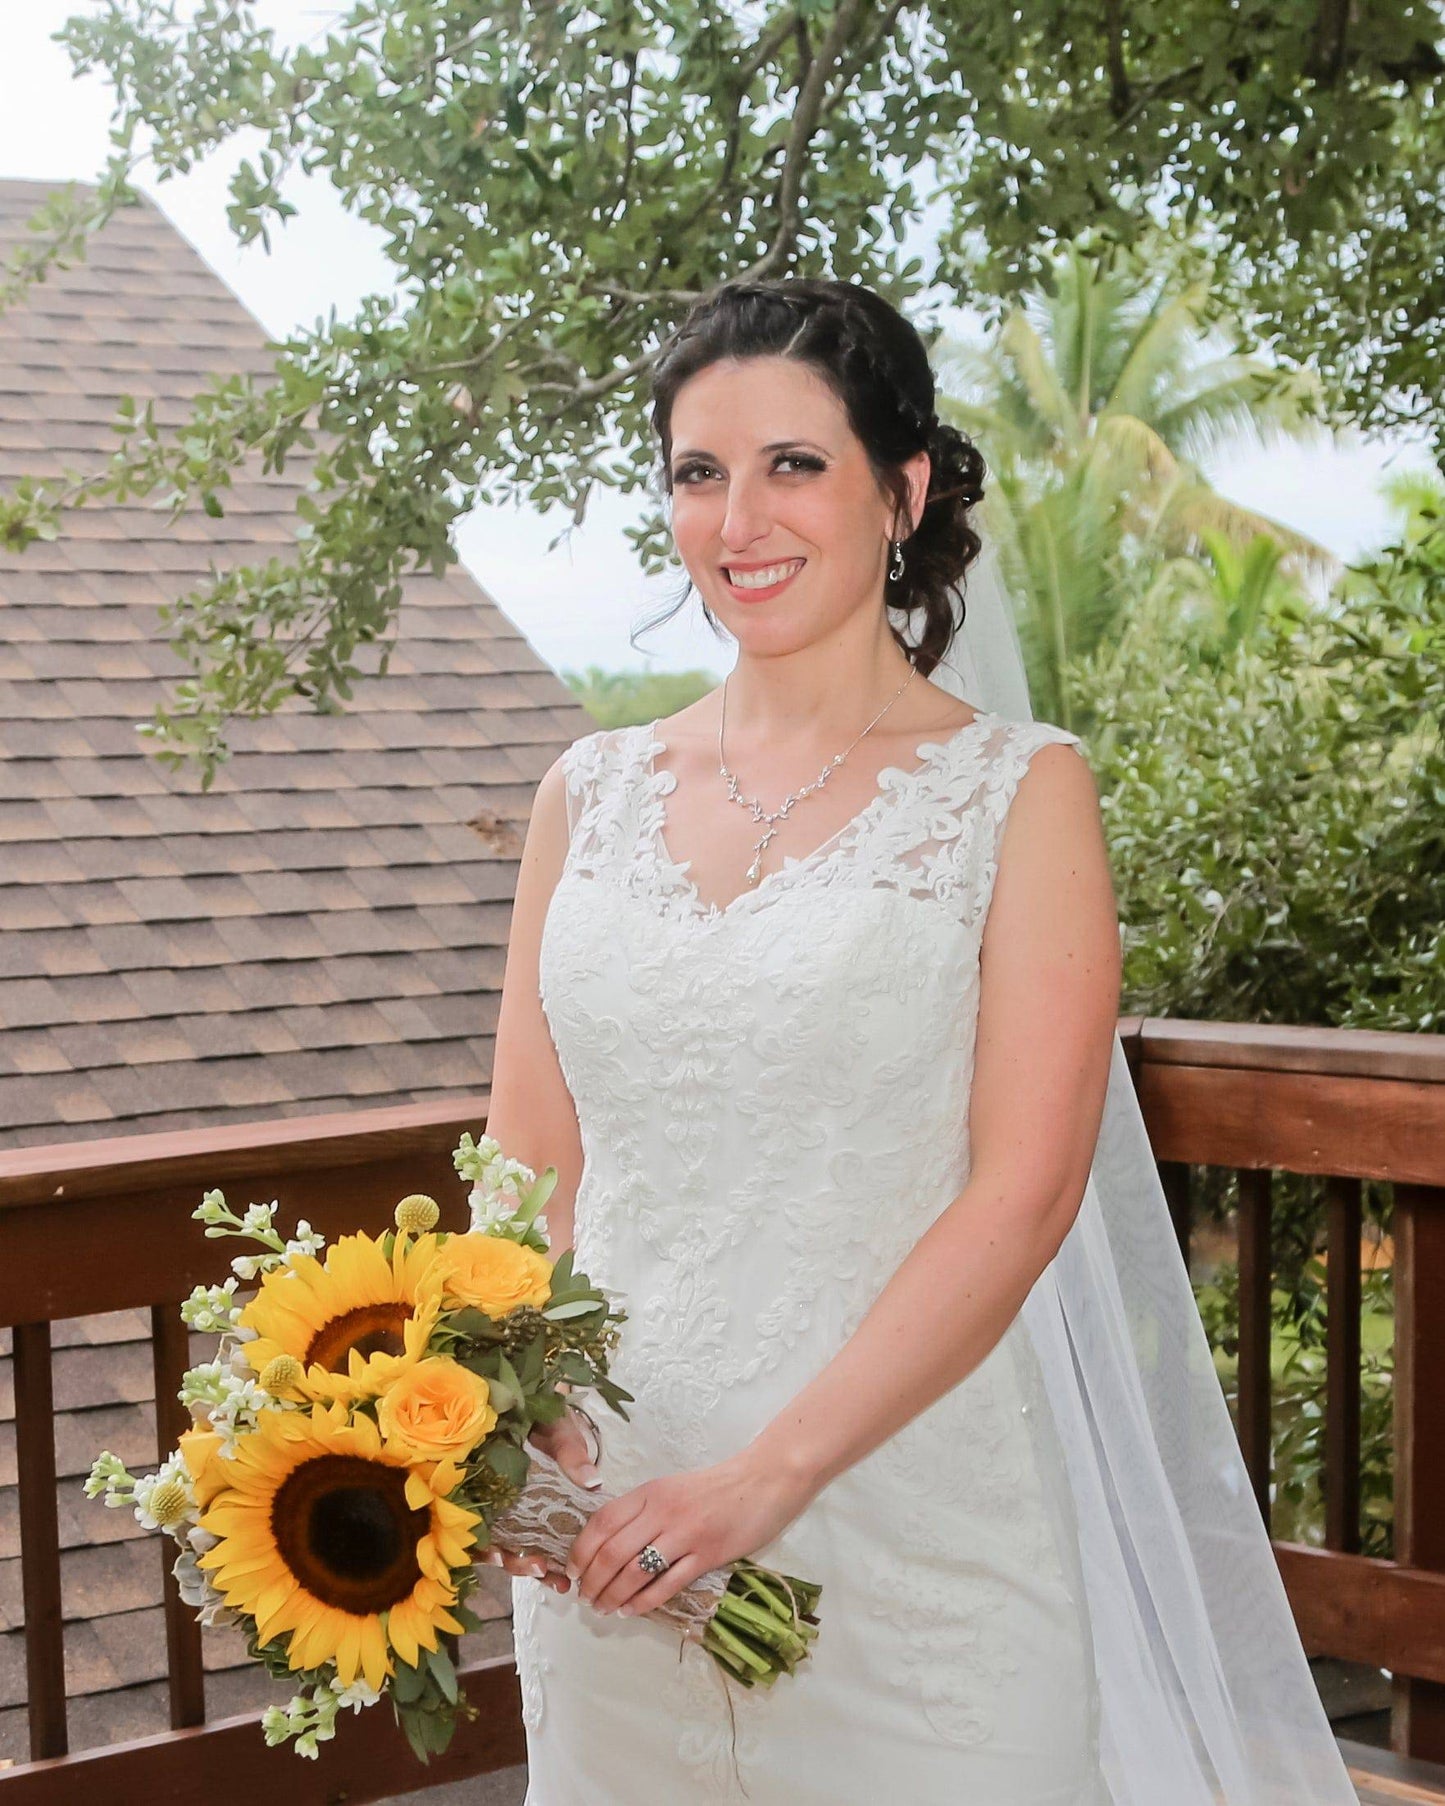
[672,438,830,461]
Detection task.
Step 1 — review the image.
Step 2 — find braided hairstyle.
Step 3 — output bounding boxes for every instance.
[641,277,987,679]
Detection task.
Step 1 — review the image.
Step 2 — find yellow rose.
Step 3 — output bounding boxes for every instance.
[178,1426,228,1510]
[439,1235,553,1318]
[376,1357,499,1464]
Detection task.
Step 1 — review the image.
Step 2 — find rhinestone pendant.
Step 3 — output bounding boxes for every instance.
[747,825,778,885]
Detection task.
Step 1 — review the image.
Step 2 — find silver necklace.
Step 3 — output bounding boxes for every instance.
[718,664,920,887]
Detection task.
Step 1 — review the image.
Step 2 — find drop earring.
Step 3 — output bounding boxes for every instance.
[889,539,905,582]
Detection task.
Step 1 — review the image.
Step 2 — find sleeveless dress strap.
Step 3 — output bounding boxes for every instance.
[829,714,1088,932]
[972,719,1089,928]
[557,724,650,870]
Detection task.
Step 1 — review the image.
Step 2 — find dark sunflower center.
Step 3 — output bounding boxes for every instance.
[272,1455,428,1613]
[305,1303,412,1372]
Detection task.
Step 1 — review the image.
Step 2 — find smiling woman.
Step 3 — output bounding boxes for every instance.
[484,276,1361,1806]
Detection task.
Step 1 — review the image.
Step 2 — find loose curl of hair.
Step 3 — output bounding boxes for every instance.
[633,276,987,680]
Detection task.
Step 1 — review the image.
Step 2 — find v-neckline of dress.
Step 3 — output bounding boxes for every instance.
[640,709,999,926]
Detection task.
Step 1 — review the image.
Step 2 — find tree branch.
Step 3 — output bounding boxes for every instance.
[1106,59,1205,137]
[1304,0,1350,86]
[1104,0,1131,116]
[735,0,875,283]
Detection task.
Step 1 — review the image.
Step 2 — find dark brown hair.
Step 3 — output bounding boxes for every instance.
[632,276,987,678]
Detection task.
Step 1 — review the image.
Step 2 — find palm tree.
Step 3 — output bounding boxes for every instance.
[936,241,1340,726]
[1161,529,1313,656]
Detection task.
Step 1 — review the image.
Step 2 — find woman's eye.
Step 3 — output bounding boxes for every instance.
[672,453,823,484]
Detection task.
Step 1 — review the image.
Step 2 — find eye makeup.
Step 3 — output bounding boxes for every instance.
[671,448,830,485]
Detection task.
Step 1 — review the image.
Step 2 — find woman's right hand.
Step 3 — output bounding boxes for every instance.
[480,1402,602,1594]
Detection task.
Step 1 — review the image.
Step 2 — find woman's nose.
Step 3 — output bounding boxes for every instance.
[720,477,773,548]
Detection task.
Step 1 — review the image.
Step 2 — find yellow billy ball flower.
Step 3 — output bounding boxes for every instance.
[149,1478,190,1529]
[395,1193,441,1235]
[239,1231,447,1406]
[377,1356,498,1464]
[260,1354,304,1395]
[197,1403,479,1691]
[437,1234,553,1319]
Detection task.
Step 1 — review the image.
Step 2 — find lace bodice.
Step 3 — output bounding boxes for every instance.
[517,709,1099,1796]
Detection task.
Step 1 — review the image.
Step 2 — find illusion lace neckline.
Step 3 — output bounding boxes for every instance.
[640,709,999,924]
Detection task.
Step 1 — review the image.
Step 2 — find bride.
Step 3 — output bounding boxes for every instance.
[479,278,1360,1803]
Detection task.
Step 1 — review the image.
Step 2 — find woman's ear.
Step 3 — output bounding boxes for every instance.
[908,446,931,530]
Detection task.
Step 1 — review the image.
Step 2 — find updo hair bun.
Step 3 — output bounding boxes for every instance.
[644,276,989,677]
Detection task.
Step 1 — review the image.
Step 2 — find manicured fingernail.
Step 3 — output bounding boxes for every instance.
[527,1561,546,1577]
[618,1604,633,1616]
[579,1464,602,1489]
[565,1562,579,1580]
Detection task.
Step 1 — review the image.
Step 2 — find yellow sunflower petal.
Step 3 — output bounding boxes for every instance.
[358,1618,391,1693]
[392,1596,440,1658]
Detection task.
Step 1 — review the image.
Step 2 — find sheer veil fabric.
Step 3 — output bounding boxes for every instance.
[911,543,1359,1803]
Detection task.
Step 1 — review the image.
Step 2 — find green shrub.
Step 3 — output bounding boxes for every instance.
[1067,520,1444,1034]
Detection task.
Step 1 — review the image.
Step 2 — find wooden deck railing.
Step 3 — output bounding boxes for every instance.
[1,1016,1443,1795]
[1120,1016,1445,1767]
[0,1093,523,1802]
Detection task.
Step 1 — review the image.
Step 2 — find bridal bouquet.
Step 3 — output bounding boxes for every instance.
[86,1134,821,1761]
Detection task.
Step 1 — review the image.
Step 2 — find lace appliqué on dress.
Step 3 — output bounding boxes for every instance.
[512,1575,552,1733]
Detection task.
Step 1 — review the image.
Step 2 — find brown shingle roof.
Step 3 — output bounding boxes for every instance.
[0,178,586,1764]
[0,178,594,1147]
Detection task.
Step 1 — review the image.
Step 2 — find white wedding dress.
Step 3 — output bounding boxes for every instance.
[512,709,1113,1804]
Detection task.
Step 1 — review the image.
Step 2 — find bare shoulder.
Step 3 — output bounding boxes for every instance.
[990,727,1117,937]
[1010,723,1099,804]
[529,744,572,822]
[1004,729,1105,848]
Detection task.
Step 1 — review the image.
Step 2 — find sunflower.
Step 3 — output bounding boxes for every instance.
[240,1231,446,1404]
[197,1402,479,1690]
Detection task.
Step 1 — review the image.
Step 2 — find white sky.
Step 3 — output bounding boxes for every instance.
[1,1,1435,686]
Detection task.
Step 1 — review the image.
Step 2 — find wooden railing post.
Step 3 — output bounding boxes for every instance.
[151,1304,206,1729]
[1324,1175,1362,1556]
[1236,1167,1274,1531]
[13,1321,67,1760]
[1393,1182,1445,1763]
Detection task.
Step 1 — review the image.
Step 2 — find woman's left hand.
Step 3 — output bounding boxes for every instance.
[564,1447,818,1619]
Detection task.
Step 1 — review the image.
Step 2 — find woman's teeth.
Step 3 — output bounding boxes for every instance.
[725,559,804,590]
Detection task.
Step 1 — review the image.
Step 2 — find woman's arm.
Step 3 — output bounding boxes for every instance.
[744,741,1121,1493]
[484,751,584,1258]
[478,747,601,1590]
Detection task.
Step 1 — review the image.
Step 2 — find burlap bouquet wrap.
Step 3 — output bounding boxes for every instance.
[488,1444,732,1642]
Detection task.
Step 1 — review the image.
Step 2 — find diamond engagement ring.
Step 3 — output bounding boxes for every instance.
[636,1543,669,1575]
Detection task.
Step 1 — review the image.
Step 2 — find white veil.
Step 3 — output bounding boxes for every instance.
[905,541,1360,1803]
